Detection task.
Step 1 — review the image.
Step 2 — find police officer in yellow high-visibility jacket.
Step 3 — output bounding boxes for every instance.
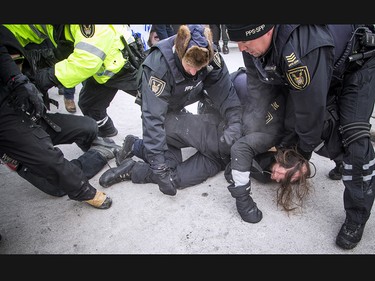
[2,24,140,137]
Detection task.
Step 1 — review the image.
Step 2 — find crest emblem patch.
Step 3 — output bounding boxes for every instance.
[286,66,310,90]
[149,76,166,96]
[80,24,95,38]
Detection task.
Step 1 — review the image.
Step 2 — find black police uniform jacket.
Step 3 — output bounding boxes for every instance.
[139,35,242,166]
[0,44,24,104]
[246,24,356,155]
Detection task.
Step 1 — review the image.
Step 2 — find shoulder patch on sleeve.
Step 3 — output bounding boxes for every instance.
[286,66,310,90]
[148,76,166,96]
[80,24,95,38]
[212,52,222,68]
[285,52,300,68]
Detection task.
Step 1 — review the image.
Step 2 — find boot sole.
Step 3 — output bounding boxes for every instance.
[336,236,358,250]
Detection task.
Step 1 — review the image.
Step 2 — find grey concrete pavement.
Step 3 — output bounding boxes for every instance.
[1,42,375,254]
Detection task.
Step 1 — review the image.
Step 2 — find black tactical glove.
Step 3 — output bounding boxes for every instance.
[297,146,312,161]
[150,164,177,196]
[34,67,60,94]
[7,74,45,119]
[128,41,146,69]
[220,122,242,146]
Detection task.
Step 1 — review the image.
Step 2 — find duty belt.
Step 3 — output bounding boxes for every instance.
[30,114,61,133]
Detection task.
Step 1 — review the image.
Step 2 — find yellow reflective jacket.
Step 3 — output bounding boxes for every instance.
[3,24,134,87]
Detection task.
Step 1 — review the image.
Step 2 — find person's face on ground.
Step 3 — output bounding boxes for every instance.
[270,162,304,183]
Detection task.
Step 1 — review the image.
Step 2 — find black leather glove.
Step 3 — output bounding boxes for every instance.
[128,41,146,69]
[34,67,60,94]
[150,164,177,196]
[8,74,44,119]
[130,40,146,59]
[297,146,312,161]
[220,122,242,146]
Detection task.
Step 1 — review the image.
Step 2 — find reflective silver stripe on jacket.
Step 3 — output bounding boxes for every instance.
[75,41,106,60]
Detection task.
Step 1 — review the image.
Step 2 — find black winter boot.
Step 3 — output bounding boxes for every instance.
[328,160,344,180]
[98,116,118,138]
[336,218,365,250]
[150,167,177,196]
[99,158,136,188]
[116,134,139,166]
[227,183,263,223]
[222,43,229,54]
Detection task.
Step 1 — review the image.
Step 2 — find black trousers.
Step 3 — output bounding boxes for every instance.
[209,24,229,45]
[338,56,375,225]
[78,67,139,123]
[0,102,102,200]
[133,111,229,189]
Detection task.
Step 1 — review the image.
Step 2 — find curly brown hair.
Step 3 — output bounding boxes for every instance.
[274,147,312,212]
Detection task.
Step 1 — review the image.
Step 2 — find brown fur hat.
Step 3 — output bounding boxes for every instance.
[174,25,214,69]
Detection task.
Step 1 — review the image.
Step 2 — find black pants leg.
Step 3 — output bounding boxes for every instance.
[339,56,375,225]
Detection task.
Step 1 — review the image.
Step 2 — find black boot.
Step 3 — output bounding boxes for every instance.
[99,158,136,188]
[328,160,344,180]
[222,43,229,54]
[227,183,263,223]
[115,134,139,166]
[336,218,365,250]
[150,168,177,196]
[98,116,118,138]
[132,162,177,195]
